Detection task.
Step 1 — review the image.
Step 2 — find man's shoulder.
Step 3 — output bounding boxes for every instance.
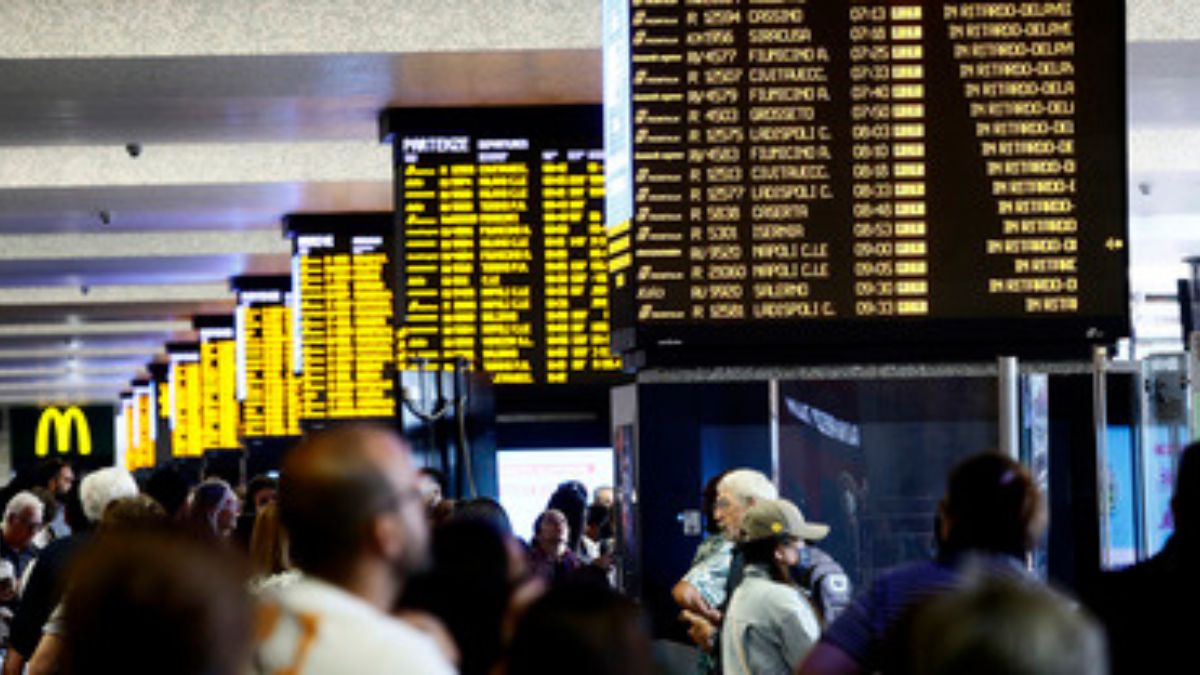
[871,559,950,589]
[258,578,454,673]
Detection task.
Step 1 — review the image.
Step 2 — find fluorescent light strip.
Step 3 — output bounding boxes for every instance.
[0,320,192,337]
[0,346,162,360]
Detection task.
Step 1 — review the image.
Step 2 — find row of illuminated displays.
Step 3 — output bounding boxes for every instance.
[115,195,622,469]
[114,0,1128,464]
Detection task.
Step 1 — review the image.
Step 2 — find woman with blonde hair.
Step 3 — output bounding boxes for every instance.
[248,502,297,592]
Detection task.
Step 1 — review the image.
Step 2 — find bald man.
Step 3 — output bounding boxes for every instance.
[253,424,455,674]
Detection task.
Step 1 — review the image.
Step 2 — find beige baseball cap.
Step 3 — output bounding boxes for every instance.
[741,498,829,542]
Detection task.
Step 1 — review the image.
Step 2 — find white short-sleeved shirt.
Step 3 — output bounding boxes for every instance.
[253,575,457,675]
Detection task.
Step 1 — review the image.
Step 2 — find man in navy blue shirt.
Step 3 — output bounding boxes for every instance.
[797,453,1045,674]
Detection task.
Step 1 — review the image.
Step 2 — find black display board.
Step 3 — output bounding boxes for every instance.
[381,106,625,384]
[603,0,1128,364]
[284,213,398,425]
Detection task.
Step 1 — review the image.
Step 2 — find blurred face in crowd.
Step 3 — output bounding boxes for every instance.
[715,486,750,540]
[375,435,431,576]
[5,507,42,551]
[775,536,804,568]
[594,487,615,509]
[52,465,75,497]
[418,472,443,510]
[537,510,569,554]
[215,489,241,538]
[253,487,276,512]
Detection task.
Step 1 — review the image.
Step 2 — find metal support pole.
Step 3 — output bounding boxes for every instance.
[1189,332,1200,442]
[769,379,781,489]
[1093,345,1111,569]
[998,356,1020,460]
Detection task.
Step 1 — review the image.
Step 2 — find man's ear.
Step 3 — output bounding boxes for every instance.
[371,512,405,560]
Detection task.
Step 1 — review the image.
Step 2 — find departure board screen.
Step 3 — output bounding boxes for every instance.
[168,344,204,458]
[128,381,155,471]
[286,213,397,423]
[603,0,1128,361]
[234,277,302,439]
[196,318,240,450]
[383,106,624,384]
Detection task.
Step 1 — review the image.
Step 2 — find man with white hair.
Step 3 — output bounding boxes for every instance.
[0,492,45,585]
[2,467,138,675]
[79,467,140,524]
[673,469,777,666]
[0,491,45,646]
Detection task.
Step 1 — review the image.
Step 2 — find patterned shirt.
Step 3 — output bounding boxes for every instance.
[683,534,734,609]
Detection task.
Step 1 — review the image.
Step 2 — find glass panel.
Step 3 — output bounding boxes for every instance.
[776,376,998,589]
[1020,373,1050,577]
[1142,354,1190,556]
[1099,367,1142,569]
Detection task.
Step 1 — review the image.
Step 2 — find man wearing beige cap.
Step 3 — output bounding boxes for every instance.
[721,498,829,675]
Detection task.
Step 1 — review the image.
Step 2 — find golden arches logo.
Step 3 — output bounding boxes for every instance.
[35,407,92,458]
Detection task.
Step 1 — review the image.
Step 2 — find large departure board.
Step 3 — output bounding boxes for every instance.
[128,381,155,471]
[196,317,240,450]
[234,276,302,439]
[286,213,397,423]
[603,0,1127,361]
[168,343,204,458]
[382,106,624,384]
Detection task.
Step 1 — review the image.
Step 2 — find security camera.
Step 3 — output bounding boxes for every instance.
[125,143,142,158]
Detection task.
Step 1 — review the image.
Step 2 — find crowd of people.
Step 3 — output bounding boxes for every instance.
[0,429,1190,674]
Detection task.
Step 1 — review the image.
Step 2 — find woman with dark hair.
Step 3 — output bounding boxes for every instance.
[721,499,828,675]
[546,481,588,555]
[401,518,514,675]
[798,452,1047,675]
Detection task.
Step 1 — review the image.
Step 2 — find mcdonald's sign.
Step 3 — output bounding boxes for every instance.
[35,406,92,458]
[10,405,114,472]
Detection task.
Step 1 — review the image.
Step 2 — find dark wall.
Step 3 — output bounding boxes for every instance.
[633,381,772,640]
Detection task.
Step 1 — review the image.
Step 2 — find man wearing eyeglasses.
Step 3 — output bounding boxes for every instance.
[673,470,778,671]
[0,491,44,590]
[0,490,43,648]
[252,424,455,674]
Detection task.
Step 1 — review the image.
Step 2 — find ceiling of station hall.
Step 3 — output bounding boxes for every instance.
[0,0,1197,403]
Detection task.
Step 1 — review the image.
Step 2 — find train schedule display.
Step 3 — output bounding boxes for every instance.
[233,276,302,439]
[383,106,624,384]
[286,213,397,423]
[603,0,1128,362]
